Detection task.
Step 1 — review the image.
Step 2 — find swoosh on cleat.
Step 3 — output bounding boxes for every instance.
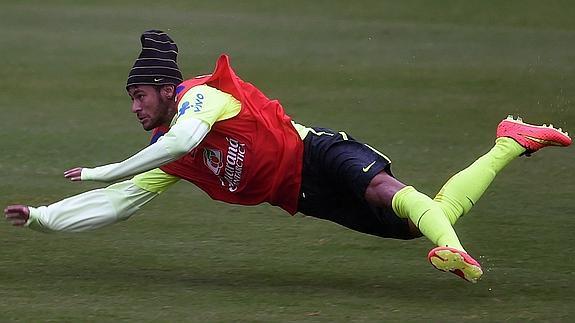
[523,135,563,146]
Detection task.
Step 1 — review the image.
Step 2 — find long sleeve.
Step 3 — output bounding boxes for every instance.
[81,118,210,182]
[80,84,241,183]
[26,180,159,232]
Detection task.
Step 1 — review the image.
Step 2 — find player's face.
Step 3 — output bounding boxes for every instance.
[128,85,173,131]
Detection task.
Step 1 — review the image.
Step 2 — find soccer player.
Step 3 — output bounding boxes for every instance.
[4,30,572,283]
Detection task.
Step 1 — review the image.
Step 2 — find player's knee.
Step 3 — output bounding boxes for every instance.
[364,171,406,208]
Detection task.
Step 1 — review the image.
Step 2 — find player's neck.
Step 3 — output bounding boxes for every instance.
[162,103,178,127]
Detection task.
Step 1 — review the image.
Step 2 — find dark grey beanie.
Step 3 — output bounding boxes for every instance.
[126,30,183,89]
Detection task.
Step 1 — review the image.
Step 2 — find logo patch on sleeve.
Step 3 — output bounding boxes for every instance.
[178,93,205,116]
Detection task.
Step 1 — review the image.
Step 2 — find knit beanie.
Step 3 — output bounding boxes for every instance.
[126,30,183,89]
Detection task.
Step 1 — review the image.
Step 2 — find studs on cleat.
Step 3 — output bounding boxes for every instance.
[503,117,568,135]
[497,115,572,152]
[505,115,525,123]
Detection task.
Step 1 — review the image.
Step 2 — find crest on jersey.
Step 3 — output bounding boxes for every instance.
[203,148,223,175]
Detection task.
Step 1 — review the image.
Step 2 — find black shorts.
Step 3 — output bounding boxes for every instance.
[297,127,414,240]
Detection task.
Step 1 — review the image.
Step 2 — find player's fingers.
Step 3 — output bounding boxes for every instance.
[4,205,27,215]
[64,167,82,177]
[5,212,24,219]
[6,216,27,226]
[4,205,29,226]
[64,168,83,181]
[10,219,27,226]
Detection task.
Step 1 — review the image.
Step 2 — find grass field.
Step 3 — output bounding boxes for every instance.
[1,1,574,321]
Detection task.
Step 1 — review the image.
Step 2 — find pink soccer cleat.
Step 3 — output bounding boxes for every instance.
[497,115,572,155]
[428,246,483,283]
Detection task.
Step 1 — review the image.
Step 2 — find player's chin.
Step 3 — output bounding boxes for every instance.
[140,119,156,131]
[142,123,154,131]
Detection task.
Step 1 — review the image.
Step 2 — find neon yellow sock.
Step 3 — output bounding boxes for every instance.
[392,186,464,251]
[434,137,525,224]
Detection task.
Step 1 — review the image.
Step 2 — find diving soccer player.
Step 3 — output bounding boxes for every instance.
[5,30,572,283]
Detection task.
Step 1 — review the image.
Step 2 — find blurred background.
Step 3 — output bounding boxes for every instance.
[0,1,573,321]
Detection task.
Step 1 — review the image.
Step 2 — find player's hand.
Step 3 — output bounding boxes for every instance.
[64,167,83,181]
[4,205,30,227]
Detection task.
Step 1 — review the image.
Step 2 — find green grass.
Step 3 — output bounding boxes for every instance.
[1,1,574,321]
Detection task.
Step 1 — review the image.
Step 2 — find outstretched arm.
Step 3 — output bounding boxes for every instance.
[70,118,210,183]
[70,84,241,183]
[5,169,180,233]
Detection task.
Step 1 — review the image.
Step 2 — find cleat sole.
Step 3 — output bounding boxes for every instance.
[428,247,483,283]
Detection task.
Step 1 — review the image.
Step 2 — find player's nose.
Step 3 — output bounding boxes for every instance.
[131,101,141,113]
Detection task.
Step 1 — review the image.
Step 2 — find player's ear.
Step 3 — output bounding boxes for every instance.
[161,84,176,100]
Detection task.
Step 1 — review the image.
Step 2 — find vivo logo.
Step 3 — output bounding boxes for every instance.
[179,93,205,116]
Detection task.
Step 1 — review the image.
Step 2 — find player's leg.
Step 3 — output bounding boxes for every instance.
[298,127,418,240]
[366,172,483,282]
[364,174,462,248]
[434,116,572,225]
[366,173,463,247]
[426,116,571,280]
[297,127,480,281]
[369,116,572,282]
[433,136,524,224]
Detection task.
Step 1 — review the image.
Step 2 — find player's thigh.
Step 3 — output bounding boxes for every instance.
[307,128,394,201]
